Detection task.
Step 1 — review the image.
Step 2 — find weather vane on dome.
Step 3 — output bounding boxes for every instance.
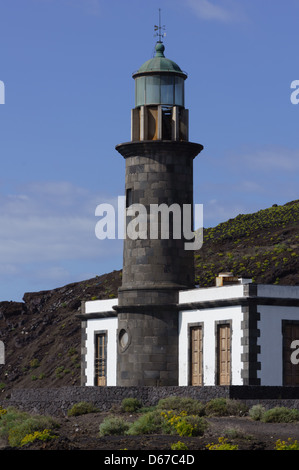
[154,8,166,43]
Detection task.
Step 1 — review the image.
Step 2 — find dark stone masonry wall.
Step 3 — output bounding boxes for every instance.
[1,386,299,416]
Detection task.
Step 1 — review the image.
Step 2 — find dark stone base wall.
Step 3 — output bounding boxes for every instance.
[117,309,178,386]
[117,286,179,307]
[2,386,299,416]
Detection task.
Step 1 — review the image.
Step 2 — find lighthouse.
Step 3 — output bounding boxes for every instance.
[80,28,299,392]
[114,37,204,386]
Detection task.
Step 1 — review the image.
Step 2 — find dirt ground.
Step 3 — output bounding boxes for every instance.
[3,411,299,451]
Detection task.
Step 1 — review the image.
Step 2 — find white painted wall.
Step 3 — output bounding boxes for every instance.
[83,288,299,387]
[179,285,245,305]
[85,297,118,314]
[85,317,118,386]
[258,305,299,385]
[179,306,244,386]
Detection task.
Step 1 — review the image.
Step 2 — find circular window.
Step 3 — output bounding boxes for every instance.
[119,329,130,351]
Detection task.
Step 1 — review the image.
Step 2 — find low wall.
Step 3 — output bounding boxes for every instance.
[1,386,299,416]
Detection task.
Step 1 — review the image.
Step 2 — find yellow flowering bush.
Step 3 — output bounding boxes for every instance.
[0,406,7,417]
[171,441,189,450]
[206,437,238,450]
[275,438,299,450]
[20,429,57,447]
[160,410,206,437]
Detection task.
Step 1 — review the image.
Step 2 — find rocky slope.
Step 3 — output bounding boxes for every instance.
[195,199,299,287]
[0,270,122,397]
[0,200,298,396]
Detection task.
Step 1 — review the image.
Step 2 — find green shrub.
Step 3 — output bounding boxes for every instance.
[29,358,40,369]
[121,398,142,413]
[128,409,208,437]
[67,401,100,417]
[156,396,205,416]
[173,414,207,437]
[0,407,28,438]
[224,426,253,440]
[205,398,247,417]
[171,441,189,450]
[67,347,77,357]
[0,407,59,447]
[205,398,227,416]
[127,410,164,435]
[249,404,266,421]
[261,407,299,423]
[160,410,207,437]
[225,399,248,416]
[99,417,130,436]
[55,366,65,378]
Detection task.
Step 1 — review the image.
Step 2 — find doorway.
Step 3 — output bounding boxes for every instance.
[217,324,231,385]
[190,325,203,386]
[95,332,107,386]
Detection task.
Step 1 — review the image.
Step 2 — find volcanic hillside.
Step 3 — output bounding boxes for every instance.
[0,200,298,396]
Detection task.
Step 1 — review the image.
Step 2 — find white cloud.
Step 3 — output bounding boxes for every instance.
[238,147,299,172]
[199,144,299,227]
[185,0,244,22]
[0,181,124,299]
[0,181,122,266]
[35,265,72,281]
[202,198,247,226]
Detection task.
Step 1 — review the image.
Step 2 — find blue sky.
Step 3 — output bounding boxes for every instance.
[0,0,298,301]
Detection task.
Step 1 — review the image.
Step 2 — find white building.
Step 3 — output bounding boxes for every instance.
[79,274,299,388]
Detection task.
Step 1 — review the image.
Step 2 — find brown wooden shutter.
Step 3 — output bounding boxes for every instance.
[191,326,203,386]
[218,324,231,385]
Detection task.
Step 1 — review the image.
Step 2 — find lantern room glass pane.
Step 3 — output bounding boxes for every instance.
[161,76,174,105]
[145,75,160,104]
[135,77,145,107]
[175,77,184,106]
[135,75,185,107]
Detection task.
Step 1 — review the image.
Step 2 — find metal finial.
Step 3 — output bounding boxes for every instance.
[154,8,166,42]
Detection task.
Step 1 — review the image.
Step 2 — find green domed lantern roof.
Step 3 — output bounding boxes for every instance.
[133,42,187,79]
[133,42,187,108]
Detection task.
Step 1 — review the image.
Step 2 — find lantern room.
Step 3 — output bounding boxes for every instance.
[131,41,189,142]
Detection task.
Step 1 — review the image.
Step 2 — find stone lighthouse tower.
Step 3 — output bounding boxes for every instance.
[115,38,203,386]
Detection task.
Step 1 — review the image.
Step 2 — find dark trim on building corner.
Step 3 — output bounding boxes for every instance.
[241,305,261,385]
[80,320,87,386]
